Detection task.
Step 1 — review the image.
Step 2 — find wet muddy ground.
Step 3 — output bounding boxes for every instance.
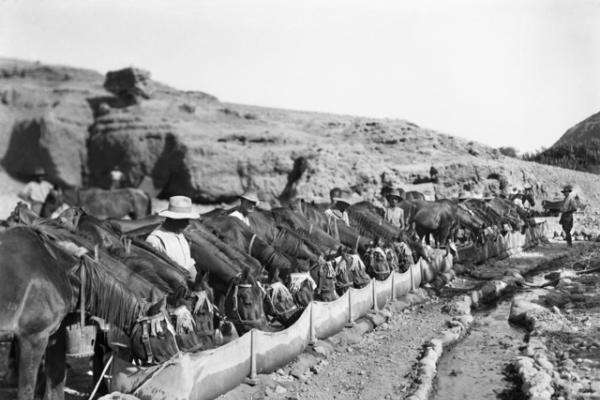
[432,301,525,400]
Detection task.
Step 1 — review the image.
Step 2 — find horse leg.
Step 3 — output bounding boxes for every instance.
[43,325,67,400]
[17,332,48,400]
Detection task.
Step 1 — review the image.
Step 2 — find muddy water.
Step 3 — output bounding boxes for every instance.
[432,301,525,400]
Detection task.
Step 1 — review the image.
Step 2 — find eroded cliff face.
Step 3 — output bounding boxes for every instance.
[1,57,599,210]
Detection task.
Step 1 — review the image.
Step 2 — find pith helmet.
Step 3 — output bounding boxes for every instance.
[332,194,354,206]
[240,192,259,204]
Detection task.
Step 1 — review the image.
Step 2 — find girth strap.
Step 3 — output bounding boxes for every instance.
[141,322,154,364]
[248,234,257,256]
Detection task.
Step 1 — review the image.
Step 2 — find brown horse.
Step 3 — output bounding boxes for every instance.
[41,187,151,220]
[0,225,174,400]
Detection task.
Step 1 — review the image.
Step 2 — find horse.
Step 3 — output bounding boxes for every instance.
[271,206,343,256]
[293,200,372,253]
[200,215,293,283]
[487,198,526,233]
[8,205,183,356]
[404,191,426,201]
[437,199,487,244]
[0,225,175,400]
[40,187,152,220]
[66,211,228,352]
[184,226,267,333]
[348,201,430,262]
[411,201,458,248]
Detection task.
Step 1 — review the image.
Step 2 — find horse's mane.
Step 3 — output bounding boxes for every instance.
[80,255,145,331]
[347,204,398,243]
[23,222,148,332]
[189,220,263,277]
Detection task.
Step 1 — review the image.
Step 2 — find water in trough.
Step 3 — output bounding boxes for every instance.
[432,300,526,400]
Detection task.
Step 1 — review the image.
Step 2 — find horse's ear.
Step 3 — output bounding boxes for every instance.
[146,292,166,315]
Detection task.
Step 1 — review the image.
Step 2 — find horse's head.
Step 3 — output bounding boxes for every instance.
[333,252,354,294]
[309,256,338,302]
[364,246,391,280]
[7,202,37,226]
[224,269,267,333]
[130,296,180,365]
[392,241,413,273]
[400,227,429,264]
[188,272,216,334]
[340,252,371,289]
[285,270,316,307]
[264,281,299,325]
[40,187,65,218]
[56,206,85,231]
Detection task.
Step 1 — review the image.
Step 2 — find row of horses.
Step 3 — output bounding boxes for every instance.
[0,191,536,400]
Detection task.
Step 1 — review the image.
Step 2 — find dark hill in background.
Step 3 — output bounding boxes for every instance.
[525,111,600,174]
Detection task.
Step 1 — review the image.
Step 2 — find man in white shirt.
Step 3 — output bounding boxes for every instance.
[229,192,259,227]
[18,167,53,215]
[384,188,405,229]
[146,196,199,280]
[324,194,351,227]
[110,165,124,190]
[559,185,578,247]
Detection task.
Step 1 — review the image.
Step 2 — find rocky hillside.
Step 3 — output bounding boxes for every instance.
[2,57,600,214]
[526,110,600,174]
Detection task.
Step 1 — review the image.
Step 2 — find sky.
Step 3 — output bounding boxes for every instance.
[1,0,600,152]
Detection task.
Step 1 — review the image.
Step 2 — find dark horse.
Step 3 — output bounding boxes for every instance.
[0,225,174,400]
[40,187,152,220]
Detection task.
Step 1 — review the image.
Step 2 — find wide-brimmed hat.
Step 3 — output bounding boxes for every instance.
[387,188,403,200]
[561,185,573,193]
[34,166,46,176]
[158,196,199,219]
[240,192,259,204]
[332,195,355,206]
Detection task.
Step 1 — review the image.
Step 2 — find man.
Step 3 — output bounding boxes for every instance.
[384,188,405,229]
[229,192,259,227]
[110,165,124,190]
[147,196,199,280]
[18,167,53,215]
[329,187,343,205]
[324,194,351,227]
[430,166,439,183]
[559,185,577,247]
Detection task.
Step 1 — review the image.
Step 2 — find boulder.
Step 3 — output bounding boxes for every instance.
[2,109,91,186]
[104,67,154,102]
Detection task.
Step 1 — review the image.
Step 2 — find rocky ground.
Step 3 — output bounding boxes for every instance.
[217,241,598,400]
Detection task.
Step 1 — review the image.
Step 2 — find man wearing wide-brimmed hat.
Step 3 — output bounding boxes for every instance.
[559,185,577,247]
[147,196,199,277]
[18,166,53,215]
[324,193,352,227]
[384,188,405,229]
[229,192,259,227]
